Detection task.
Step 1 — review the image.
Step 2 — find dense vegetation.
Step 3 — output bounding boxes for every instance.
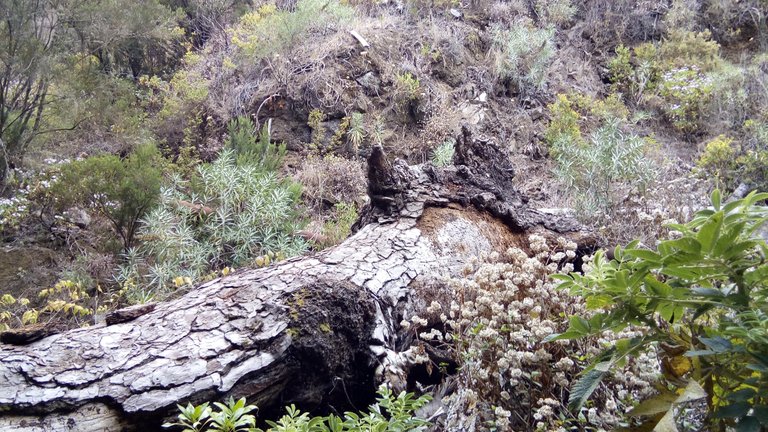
[1,0,767,430]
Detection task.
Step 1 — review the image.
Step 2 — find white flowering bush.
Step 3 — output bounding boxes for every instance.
[0,195,29,233]
[412,235,658,431]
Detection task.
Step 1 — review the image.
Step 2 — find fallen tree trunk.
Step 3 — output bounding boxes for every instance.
[0,127,595,431]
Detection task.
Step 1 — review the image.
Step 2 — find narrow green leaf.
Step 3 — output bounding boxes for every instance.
[627,392,676,416]
[697,210,724,252]
[711,189,721,210]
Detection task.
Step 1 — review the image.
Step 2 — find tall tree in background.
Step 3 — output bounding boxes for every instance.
[0,0,59,185]
[0,0,182,187]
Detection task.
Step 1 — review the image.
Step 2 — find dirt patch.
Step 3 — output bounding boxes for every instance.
[0,246,62,300]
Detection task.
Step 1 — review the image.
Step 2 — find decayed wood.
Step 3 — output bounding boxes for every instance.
[0,127,595,431]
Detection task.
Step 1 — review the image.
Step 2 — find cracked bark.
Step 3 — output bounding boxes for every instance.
[0,127,597,431]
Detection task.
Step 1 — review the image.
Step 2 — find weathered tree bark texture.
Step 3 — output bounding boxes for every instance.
[0,127,595,431]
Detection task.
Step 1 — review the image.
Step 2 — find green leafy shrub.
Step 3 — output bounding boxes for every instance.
[738,119,768,192]
[118,149,306,301]
[544,93,651,218]
[346,112,365,157]
[545,92,629,151]
[164,386,430,432]
[534,0,576,26]
[608,43,660,105]
[0,193,30,234]
[553,121,656,217]
[51,143,164,249]
[657,30,722,73]
[0,279,107,331]
[552,191,768,430]
[225,116,286,170]
[697,135,738,190]
[606,31,735,134]
[307,109,327,154]
[394,72,421,101]
[696,122,768,194]
[493,23,555,94]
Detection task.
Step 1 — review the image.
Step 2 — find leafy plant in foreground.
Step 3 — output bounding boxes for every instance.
[550,190,768,430]
[164,386,431,432]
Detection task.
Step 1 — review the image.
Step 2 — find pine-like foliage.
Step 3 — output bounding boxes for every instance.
[118,149,306,300]
[225,116,286,171]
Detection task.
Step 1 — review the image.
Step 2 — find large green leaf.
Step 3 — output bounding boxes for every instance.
[697,210,723,253]
[568,361,611,411]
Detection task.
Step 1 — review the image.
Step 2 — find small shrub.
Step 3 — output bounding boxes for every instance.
[0,194,30,234]
[394,72,421,101]
[697,121,768,193]
[413,236,657,431]
[228,0,353,62]
[607,31,735,134]
[307,109,326,154]
[544,94,584,152]
[544,92,629,156]
[295,155,367,211]
[552,120,657,217]
[430,139,455,167]
[663,0,700,31]
[0,279,106,331]
[739,119,768,192]
[51,143,164,249]
[346,112,365,157]
[657,30,722,73]
[697,135,738,190]
[320,201,358,248]
[658,65,715,133]
[534,0,576,26]
[493,22,555,94]
[608,43,660,104]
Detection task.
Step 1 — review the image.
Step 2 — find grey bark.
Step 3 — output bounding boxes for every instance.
[0,127,595,431]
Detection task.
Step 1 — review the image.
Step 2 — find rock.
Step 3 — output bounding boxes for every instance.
[63,207,91,229]
[356,71,381,96]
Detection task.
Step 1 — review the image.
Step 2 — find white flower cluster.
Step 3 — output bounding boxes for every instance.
[0,195,30,230]
[415,235,658,431]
